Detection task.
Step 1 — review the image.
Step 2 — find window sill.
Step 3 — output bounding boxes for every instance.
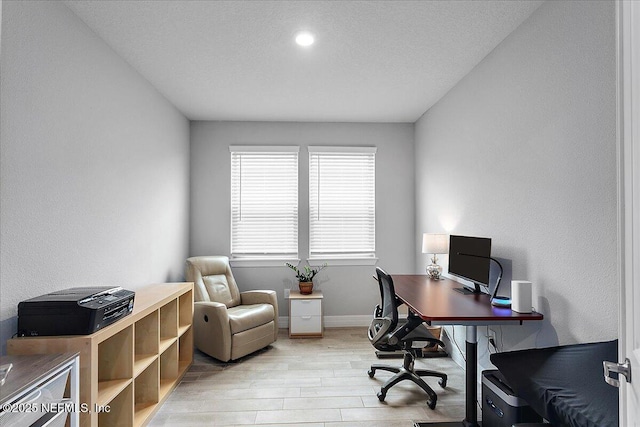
[307,257,378,267]
[230,257,299,268]
[230,256,378,268]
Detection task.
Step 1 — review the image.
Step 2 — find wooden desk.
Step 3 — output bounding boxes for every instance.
[393,275,543,427]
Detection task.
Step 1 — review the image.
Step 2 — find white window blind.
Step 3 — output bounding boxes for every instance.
[230,146,298,258]
[309,146,376,259]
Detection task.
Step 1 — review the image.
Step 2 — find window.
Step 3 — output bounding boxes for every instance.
[230,146,298,260]
[309,146,376,260]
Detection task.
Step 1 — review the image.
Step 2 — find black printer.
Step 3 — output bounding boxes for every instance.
[17,287,135,336]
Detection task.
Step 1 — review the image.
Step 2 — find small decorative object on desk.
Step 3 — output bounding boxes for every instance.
[426,256,442,280]
[286,262,327,294]
[422,233,449,280]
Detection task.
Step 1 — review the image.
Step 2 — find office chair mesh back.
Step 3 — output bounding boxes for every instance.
[368,267,400,350]
[377,267,398,330]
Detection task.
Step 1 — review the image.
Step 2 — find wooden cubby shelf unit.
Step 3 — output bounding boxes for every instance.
[8,282,194,427]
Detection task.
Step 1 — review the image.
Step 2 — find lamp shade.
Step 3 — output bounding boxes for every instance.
[422,233,449,254]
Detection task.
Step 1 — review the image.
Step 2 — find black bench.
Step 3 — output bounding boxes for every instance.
[490,340,618,427]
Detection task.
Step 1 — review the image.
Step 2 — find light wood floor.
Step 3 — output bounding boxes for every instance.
[149,327,466,426]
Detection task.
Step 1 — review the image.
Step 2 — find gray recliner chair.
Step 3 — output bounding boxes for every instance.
[186,256,278,362]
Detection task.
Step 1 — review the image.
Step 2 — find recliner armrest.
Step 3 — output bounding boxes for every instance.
[240,290,277,307]
[194,300,229,323]
[240,290,278,341]
[193,301,232,361]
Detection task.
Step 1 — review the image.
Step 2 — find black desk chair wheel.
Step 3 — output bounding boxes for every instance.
[367,267,447,409]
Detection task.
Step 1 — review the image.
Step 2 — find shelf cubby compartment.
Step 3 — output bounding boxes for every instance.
[98,326,133,407]
[178,290,193,336]
[159,341,178,398]
[134,359,159,427]
[159,336,177,355]
[134,311,159,377]
[99,382,133,427]
[178,327,194,375]
[160,299,178,340]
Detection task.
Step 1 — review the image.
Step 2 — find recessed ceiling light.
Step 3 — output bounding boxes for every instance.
[295,31,315,47]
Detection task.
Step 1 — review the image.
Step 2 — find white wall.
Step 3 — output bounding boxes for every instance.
[190,121,415,320]
[415,0,617,371]
[0,1,190,352]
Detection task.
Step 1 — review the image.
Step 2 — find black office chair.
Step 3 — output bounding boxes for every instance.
[367,267,447,409]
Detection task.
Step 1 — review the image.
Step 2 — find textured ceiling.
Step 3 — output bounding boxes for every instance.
[64,0,543,122]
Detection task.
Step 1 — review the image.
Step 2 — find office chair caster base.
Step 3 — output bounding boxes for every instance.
[377,391,386,401]
[427,397,437,410]
[368,369,375,378]
[414,369,447,389]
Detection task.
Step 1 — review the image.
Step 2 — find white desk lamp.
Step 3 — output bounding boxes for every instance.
[422,233,449,280]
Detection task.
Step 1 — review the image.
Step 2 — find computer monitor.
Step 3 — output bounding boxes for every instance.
[448,235,492,294]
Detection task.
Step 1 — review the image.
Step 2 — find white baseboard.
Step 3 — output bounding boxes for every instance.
[324,315,372,328]
[278,317,288,329]
[278,315,371,329]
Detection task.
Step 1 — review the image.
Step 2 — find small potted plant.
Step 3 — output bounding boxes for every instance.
[285,262,327,294]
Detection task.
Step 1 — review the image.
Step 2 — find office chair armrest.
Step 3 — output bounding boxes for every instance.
[389,312,420,342]
[389,312,444,348]
[373,304,382,318]
[368,317,392,343]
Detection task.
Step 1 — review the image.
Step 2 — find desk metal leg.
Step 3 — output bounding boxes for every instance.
[464,325,478,427]
[412,325,480,427]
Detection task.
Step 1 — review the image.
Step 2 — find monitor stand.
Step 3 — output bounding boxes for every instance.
[453,283,481,294]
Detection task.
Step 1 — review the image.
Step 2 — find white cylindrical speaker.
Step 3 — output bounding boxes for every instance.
[511,280,532,313]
